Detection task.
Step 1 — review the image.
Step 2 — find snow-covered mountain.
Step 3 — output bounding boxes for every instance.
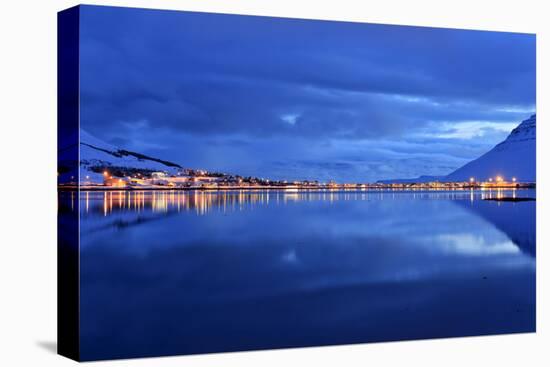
[61,115,535,186]
[80,129,182,183]
[58,129,182,184]
[378,114,536,184]
[445,114,536,182]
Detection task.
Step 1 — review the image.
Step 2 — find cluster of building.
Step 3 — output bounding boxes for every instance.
[375,177,532,190]
[89,170,534,190]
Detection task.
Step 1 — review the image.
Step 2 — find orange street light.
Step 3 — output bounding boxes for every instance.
[103,171,108,176]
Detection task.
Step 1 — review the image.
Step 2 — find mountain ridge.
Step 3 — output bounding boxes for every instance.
[60,115,536,185]
[379,114,536,184]
[444,114,536,182]
[62,129,184,184]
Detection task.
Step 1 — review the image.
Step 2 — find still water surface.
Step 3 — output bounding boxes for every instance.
[59,189,536,360]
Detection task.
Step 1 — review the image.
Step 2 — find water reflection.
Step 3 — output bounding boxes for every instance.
[66,189,537,258]
[456,197,536,256]
[58,189,536,360]
[60,188,533,217]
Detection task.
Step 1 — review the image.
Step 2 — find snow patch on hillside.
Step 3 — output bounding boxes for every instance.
[79,129,182,184]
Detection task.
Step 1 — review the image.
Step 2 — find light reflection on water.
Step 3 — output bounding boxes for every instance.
[58,189,536,360]
[62,188,530,217]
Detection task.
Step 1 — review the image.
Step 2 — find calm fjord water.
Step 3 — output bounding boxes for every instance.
[59,189,536,360]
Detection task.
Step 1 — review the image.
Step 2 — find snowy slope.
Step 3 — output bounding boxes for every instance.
[79,129,182,183]
[445,114,536,182]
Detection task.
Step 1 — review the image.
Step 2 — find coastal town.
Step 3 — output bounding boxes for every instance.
[59,115,536,193]
[62,168,535,191]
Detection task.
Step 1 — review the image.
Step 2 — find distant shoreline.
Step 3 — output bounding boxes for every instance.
[58,185,537,192]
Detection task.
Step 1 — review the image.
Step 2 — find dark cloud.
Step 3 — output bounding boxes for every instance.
[79,5,535,181]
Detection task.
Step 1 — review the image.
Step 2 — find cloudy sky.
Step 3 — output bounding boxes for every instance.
[79,5,535,182]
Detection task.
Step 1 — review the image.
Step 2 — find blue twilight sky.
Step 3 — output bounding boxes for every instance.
[79,5,536,182]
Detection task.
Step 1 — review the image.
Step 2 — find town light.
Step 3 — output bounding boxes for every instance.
[512,177,517,182]
[469,177,475,183]
[496,176,503,182]
[488,178,493,182]
[103,171,108,176]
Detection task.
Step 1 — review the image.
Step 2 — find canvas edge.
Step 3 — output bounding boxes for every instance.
[57,4,81,362]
